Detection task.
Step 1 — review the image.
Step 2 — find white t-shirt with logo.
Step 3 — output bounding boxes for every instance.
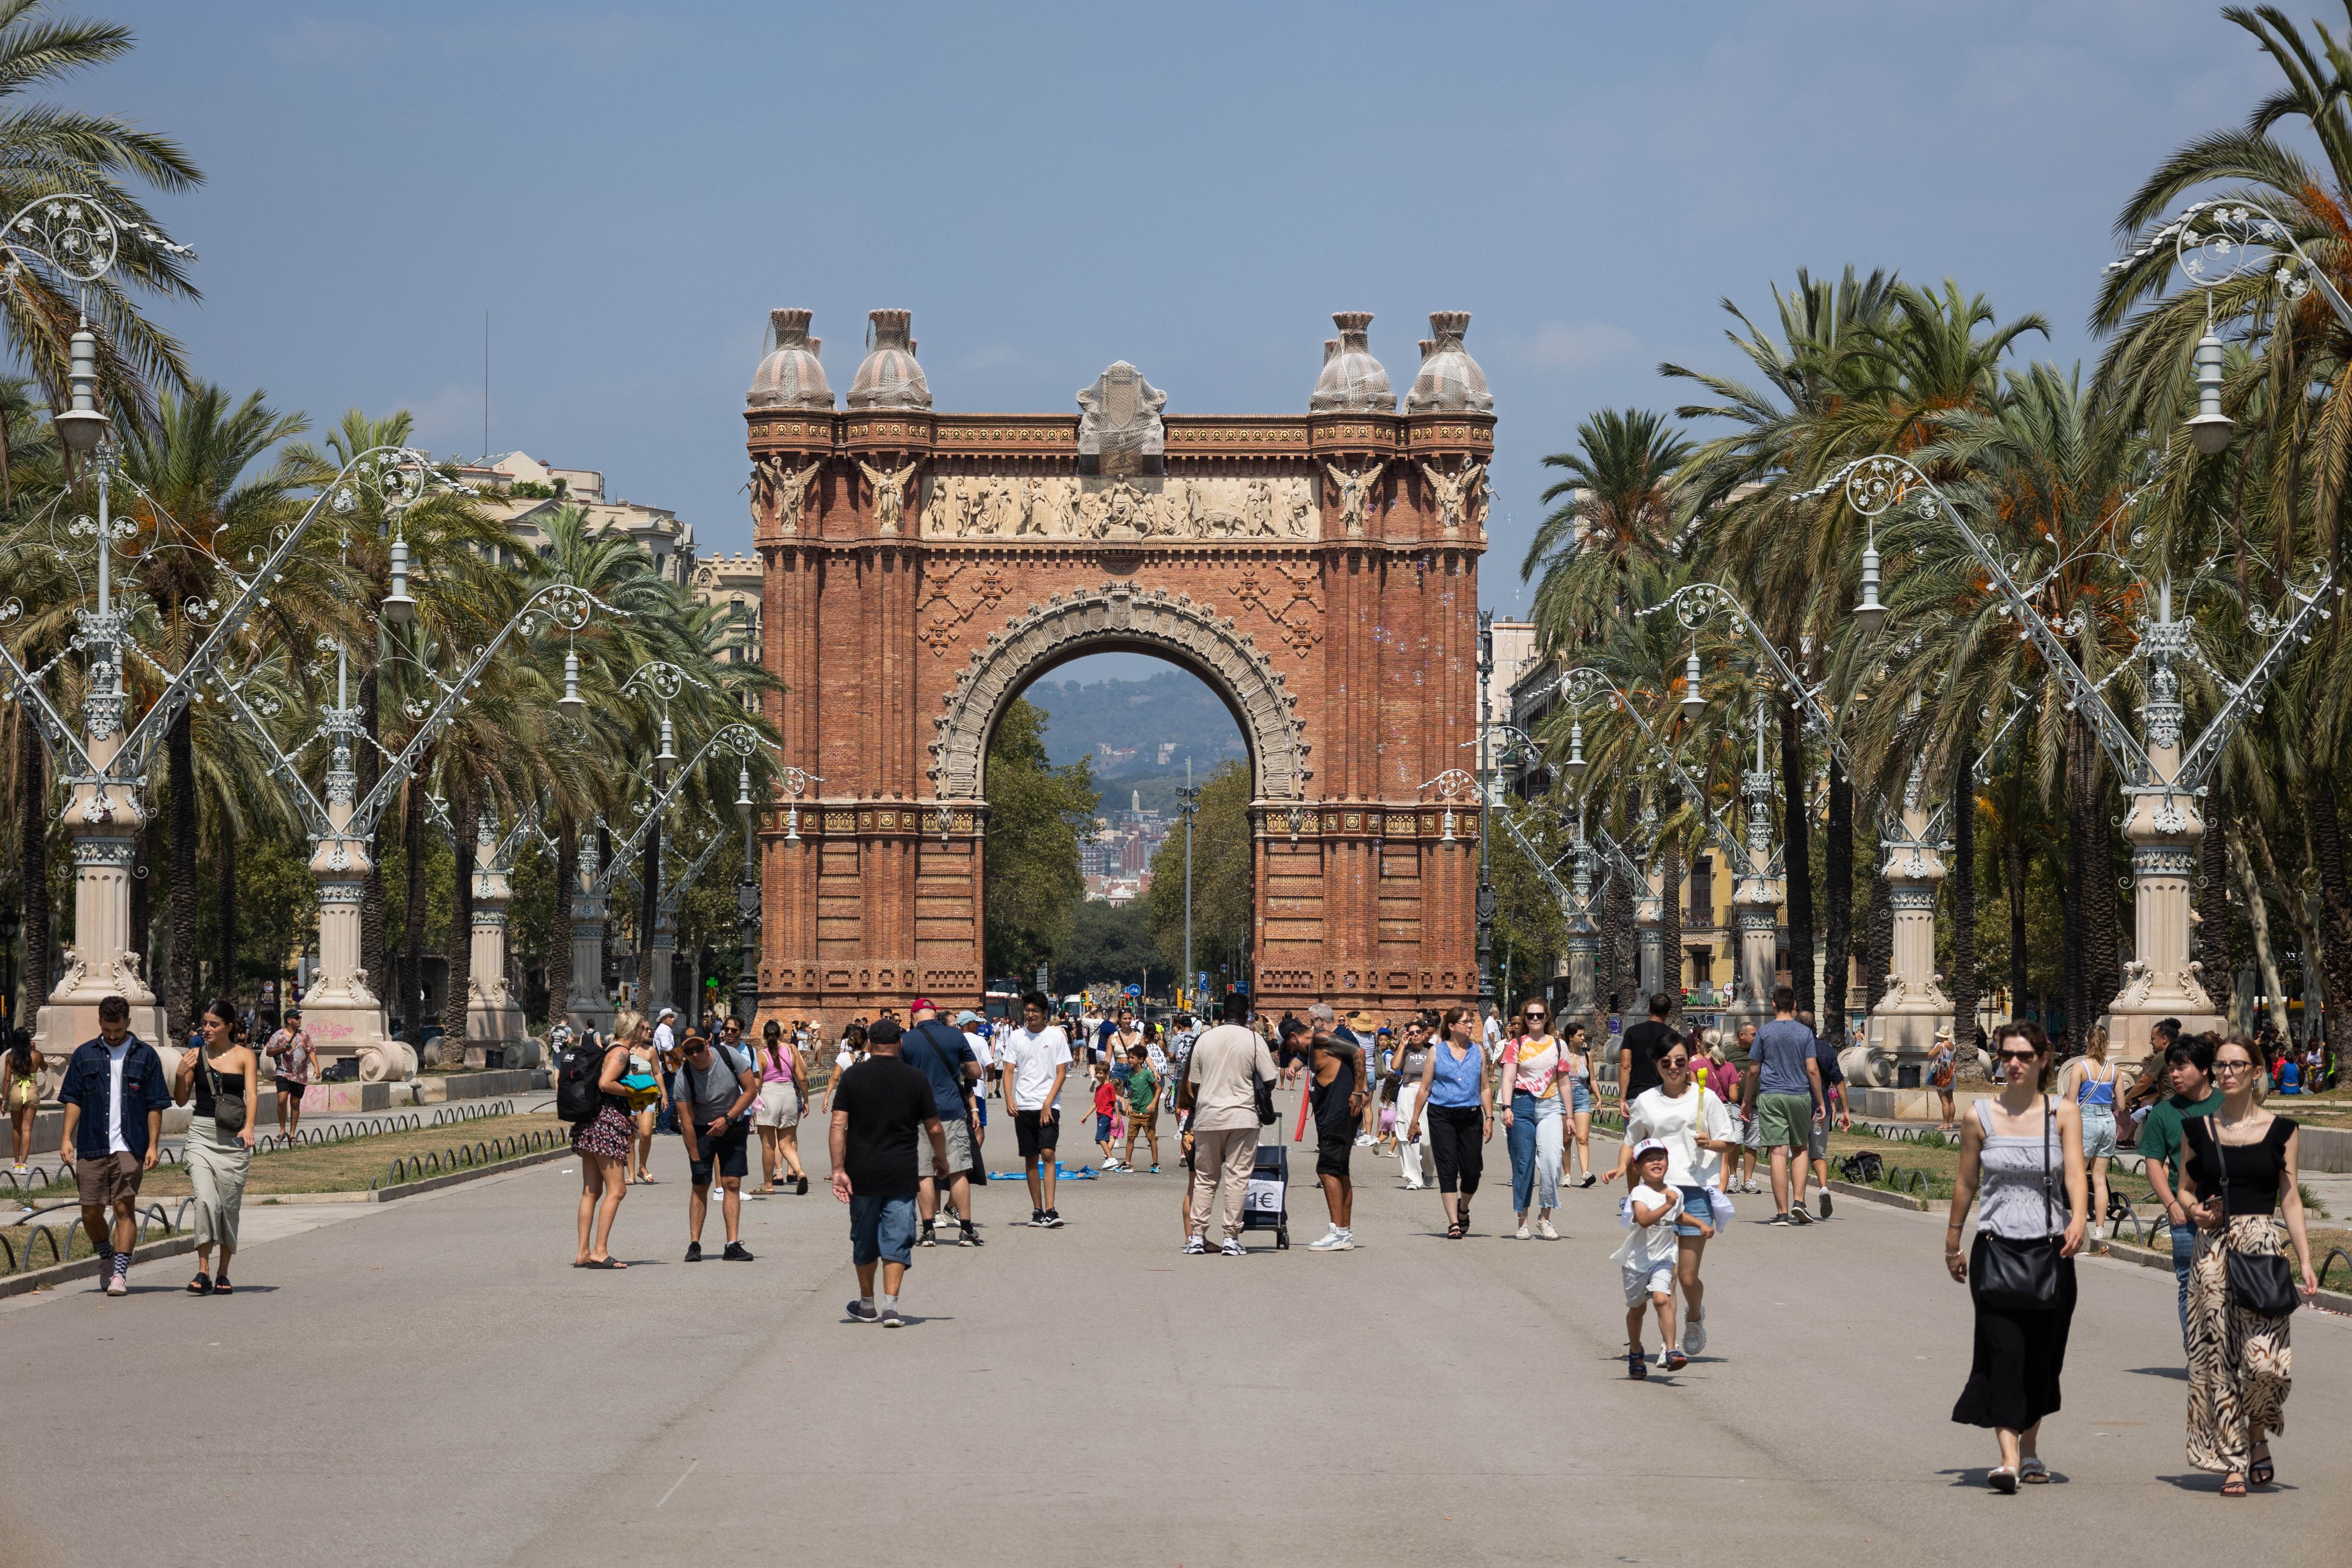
[1000,1026,1072,1112]
[1624,1084,1736,1190]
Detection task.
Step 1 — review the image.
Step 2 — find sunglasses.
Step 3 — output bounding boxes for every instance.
[1662,1056,1690,1068]
[1523,1011,1547,1021]
[1994,1047,2039,1063]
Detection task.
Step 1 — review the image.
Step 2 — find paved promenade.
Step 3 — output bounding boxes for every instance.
[4,1086,2347,1567]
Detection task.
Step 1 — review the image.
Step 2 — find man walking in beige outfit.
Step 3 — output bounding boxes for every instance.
[1182,996,1277,1256]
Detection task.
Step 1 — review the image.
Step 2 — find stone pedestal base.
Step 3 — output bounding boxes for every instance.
[36,998,167,1059]
[1861,1010,1951,1089]
[466,996,527,1054]
[296,995,413,1081]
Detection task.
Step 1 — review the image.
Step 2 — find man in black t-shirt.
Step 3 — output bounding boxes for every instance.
[1619,993,1675,1105]
[829,1019,948,1327]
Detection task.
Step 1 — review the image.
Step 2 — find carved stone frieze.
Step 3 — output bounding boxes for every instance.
[930,582,1309,802]
[917,472,1316,542]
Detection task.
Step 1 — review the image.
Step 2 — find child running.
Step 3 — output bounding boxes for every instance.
[1614,1139,1711,1377]
[1308,1033,1365,1250]
[1092,1063,1123,1171]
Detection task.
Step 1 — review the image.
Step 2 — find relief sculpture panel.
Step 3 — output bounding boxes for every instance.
[917,472,1317,542]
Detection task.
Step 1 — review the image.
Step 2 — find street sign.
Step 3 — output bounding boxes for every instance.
[1125,983,1142,997]
[1232,981,1249,995]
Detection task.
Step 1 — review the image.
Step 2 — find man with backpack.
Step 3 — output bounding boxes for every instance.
[901,999,983,1248]
[672,1029,760,1262]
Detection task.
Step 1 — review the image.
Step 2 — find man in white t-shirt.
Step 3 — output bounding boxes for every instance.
[653,1007,677,1062]
[998,993,1072,1227]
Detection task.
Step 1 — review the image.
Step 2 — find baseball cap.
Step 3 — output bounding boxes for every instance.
[953,1010,983,1025]
[1631,1139,1670,1162]
[911,997,936,1013]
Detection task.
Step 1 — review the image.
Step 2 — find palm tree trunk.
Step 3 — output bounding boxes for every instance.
[1863,858,1891,1015]
[2198,794,2234,1020]
[2006,815,2028,1029]
[214,811,237,1005]
[1823,760,1852,1042]
[1780,699,1813,1016]
[1660,828,1684,1029]
[440,787,478,1061]
[399,780,425,1041]
[2070,712,2120,1040]
[2305,780,2352,1042]
[17,718,46,1017]
[2228,827,2291,1038]
[638,766,665,1011]
[167,708,196,1041]
[358,667,385,998]
[548,812,576,1022]
[1950,748,1978,1048]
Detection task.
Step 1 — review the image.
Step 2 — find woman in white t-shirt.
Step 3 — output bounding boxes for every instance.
[1607,1033,1737,1358]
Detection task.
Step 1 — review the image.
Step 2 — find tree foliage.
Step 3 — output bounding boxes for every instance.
[983,697,1096,980]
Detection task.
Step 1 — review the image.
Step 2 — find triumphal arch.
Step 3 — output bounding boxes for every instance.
[743,307,1494,1023]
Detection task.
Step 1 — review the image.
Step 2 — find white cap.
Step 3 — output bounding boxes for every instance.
[1631,1138,1669,1161]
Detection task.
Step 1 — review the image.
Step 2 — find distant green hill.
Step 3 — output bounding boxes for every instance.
[1023,670,1247,780]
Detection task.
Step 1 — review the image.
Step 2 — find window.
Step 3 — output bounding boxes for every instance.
[1687,946,1712,989]
[1686,855,1714,924]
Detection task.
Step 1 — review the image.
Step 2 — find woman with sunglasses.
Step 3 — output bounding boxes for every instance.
[1405,1007,1494,1237]
[1499,1000,1568,1240]
[1946,1020,2086,1493]
[2179,1035,2318,1495]
[1392,1019,1436,1189]
[1608,1033,1736,1356]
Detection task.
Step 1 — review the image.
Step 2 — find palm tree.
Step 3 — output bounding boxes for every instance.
[0,2,202,433]
[1521,408,1692,650]
[112,386,315,1035]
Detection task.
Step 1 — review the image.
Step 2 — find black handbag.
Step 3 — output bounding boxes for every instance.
[1252,1067,1278,1127]
[2211,1127,2300,1317]
[1972,1096,2065,1312]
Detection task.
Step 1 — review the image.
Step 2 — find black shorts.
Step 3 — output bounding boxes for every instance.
[276,1077,305,1099]
[688,1123,750,1186]
[1014,1108,1059,1160]
[1316,1133,1354,1180]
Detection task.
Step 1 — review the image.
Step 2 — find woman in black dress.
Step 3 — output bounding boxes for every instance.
[2180,1035,2319,1494]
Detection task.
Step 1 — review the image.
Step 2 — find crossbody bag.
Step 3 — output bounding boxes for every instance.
[2209,1124,2300,1317]
[1972,1096,2064,1312]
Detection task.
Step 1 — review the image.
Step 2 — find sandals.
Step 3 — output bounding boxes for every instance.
[2019,1458,2048,1485]
[213,1277,233,1295]
[2221,1473,2247,1497]
[186,1272,213,1295]
[1445,1221,1465,1239]
[1988,1467,2018,1494]
[2251,1448,2274,1488]
[581,1257,627,1269]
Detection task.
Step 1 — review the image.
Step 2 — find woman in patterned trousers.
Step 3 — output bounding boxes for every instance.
[2179,1036,2320,1496]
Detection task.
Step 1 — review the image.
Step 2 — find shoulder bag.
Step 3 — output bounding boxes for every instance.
[199,1051,247,1136]
[2210,1123,2300,1317]
[1971,1096,2065,1312]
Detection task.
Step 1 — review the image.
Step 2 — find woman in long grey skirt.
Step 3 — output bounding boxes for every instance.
[173,998,259,1295]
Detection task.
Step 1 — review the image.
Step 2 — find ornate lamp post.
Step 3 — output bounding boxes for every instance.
[1819,453,2335,1055]
[213,577,612,1077]
[621,660,701,1014]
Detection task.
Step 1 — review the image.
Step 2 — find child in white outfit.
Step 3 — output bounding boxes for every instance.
[1613,1139,1711,1376]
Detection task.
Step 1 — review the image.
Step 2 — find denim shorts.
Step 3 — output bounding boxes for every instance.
[1570,1078,1593,1115]
[2080,1106,2118,1159]
[849,1192,918,1267]
[1674,1183,1714,1239]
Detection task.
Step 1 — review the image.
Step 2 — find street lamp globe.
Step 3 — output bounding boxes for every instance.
[1852,539,1888,638]
[2187,331,2234,457]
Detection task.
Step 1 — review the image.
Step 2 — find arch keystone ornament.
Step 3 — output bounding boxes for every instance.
[747,312,1494,1027]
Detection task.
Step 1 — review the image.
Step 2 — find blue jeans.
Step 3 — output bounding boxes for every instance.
[2170,1220,2196,1342]
[850,1193,918,1267]
[1507,1091,1563,1214]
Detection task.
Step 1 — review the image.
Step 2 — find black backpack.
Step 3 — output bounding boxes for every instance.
[555,1035,611,1124]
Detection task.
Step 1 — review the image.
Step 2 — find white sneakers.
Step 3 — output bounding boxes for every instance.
[1353,1133,1375,1147]
[1684,1307,1708,1355]
[1182,1235,1207,1255]
[1308,1228,1355,1251]
[1535,1219,1561,1240]
[1219,1237,1246,1257]
[1514,1223,1531,1240]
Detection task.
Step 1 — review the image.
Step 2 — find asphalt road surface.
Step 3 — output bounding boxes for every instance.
[4,1086,2346,1568]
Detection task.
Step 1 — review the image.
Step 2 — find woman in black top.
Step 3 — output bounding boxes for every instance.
[2179,1035,2318,1494]
[172,999,260,1294]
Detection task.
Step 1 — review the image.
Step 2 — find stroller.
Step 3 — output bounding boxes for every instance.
[1240,1142,1291,1250]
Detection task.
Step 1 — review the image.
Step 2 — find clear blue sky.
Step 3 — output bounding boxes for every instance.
[96,1,2270,677]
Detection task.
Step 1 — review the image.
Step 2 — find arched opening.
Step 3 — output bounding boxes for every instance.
[980,646,1256,1009]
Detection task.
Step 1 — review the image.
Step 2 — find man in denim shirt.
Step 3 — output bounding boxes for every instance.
[56,995,169,1296]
